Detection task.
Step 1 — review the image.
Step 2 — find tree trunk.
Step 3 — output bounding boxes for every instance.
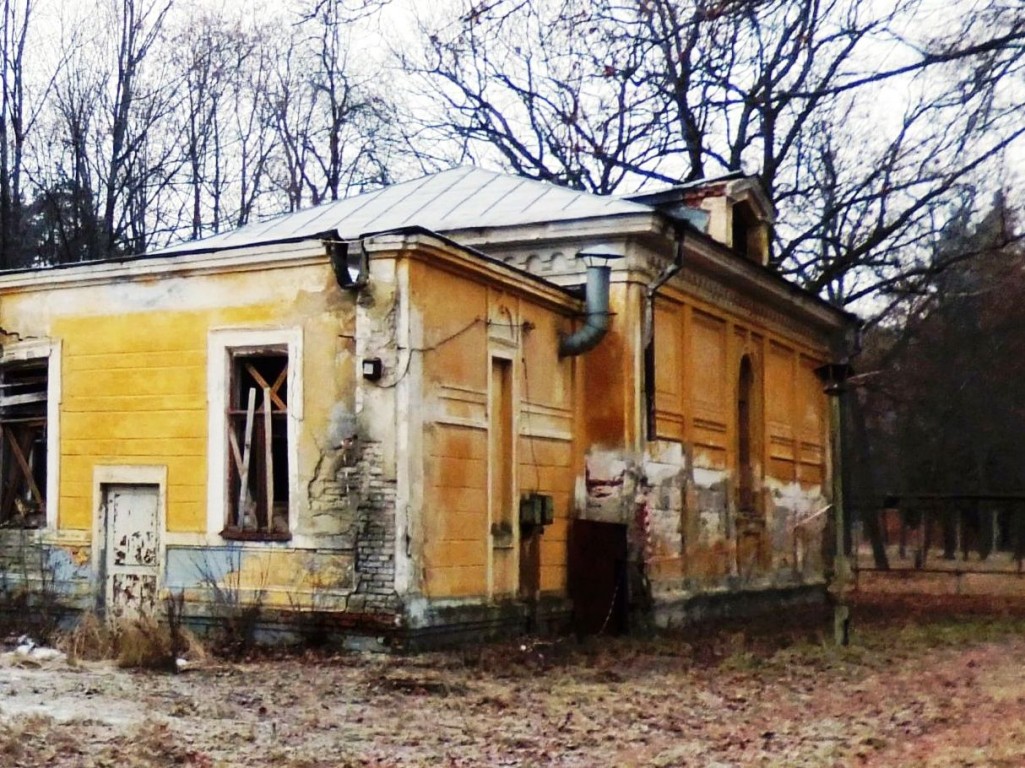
[849,390,889,569]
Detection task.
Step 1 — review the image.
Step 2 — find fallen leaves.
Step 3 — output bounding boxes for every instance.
[0,593,1024,765]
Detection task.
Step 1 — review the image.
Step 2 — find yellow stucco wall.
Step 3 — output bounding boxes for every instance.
[579,282,641,450]
[653,290,829,486]
[57,305,269,532]
[0,262,354,537]
[414,260,575,600]
[519,300,574,594]
[649,287,831,583]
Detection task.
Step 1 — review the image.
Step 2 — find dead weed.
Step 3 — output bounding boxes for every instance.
[0,713,55,762]
[58,612,206,671]
[94,719,214,767]
[116,614,204,670]
[58,611,115,662]
[371,672,468,696]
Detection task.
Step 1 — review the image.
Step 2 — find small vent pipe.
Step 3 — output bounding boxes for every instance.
[558,243,623,358]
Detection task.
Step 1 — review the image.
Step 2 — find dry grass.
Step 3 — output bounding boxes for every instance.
[58,611,116,662]
[0,714,55,763]
[58,612,206,670]
[7,593,1025,767]
[93,719,216,767]
[115,614,205,670]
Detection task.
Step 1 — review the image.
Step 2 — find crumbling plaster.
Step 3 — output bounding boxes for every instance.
[579,438,829,620]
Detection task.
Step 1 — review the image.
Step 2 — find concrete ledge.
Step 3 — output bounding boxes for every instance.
[396,596,572,651]
[653,583,827,628]
[173,597,572,653]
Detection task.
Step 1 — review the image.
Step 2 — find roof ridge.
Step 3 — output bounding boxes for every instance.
[154,165,656,256]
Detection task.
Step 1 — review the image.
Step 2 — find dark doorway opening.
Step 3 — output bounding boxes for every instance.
[568,520,628,635]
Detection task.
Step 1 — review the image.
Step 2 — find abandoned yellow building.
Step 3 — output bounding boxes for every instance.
[0,167,854,644]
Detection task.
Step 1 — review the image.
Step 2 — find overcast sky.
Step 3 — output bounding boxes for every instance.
[15,0,1025,200]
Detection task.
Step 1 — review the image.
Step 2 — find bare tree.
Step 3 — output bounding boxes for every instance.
[0,0,55,267]
[99,0,180,256]
[28,19,106,264]
[173,8,280,232]
[0,0,416,261]
[407,0,1025,313]
[230,31,277,229]
[24,0,189,261]
[266,33,318,212]
[264,2,400,211]
[171,10,258,239]
[311,0,373,201]
[0,0,29,266]
[403,0,674,193]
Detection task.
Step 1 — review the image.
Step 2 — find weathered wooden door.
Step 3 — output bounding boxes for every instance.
[102,484,160,618]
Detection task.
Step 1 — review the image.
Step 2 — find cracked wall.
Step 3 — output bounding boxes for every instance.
[573,272,835,623]
[0,248,410,629]
[579,443,829,615]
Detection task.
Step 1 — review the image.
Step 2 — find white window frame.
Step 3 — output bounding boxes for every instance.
[0,339,61,530]
[207,328,303,539]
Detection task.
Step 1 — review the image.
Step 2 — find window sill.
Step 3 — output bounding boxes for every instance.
[219,528,292,543]
[0,521,45,530]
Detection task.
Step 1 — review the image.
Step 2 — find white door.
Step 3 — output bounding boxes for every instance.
[102,483,160,618]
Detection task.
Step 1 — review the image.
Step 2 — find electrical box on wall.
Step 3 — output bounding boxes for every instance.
[361,357,383,381]
[519,492,554,527]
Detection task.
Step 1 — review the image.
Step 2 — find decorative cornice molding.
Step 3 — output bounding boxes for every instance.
[364,232,579,312]
[677,266,833,349]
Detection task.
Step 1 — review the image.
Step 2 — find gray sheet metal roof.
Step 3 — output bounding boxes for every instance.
[155,166,655,255]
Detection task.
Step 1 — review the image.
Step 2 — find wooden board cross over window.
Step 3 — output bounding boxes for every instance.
[223,351,290,540]
[0,360,47,529]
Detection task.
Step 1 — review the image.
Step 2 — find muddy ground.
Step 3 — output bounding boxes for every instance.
[2,590,1025,767]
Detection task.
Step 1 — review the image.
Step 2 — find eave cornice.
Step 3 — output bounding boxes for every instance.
[682,234,855,334]
[362,231,580,313]
[0,240,328,293]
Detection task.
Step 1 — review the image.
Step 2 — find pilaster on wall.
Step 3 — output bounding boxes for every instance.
[351,246,409,608]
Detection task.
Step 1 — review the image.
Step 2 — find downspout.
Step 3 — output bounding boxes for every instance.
[559,251,619,358]
[815,360,854,645]
[325,232,369,290]
[644,230,687,439]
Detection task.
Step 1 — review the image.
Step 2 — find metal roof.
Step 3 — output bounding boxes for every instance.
[619,170,748,200]
[155,166,655,255]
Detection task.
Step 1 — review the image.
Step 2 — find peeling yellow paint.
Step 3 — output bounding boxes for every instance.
[69,545,91,567]
[654,291,829,489]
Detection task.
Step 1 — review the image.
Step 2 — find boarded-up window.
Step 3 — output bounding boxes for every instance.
[223,351,290,540]
[0,361,47,528]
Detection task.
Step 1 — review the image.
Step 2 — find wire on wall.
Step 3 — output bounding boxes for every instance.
[373,316,485,389]
[368,311,548,521]
[520,342,542,493]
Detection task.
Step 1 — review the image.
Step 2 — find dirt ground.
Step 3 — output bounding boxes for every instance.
[3,589,1025,767]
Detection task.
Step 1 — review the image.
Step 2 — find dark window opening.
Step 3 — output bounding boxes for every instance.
[0,360,48,528]
[223,351,290,541]
[732,202,760,262]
